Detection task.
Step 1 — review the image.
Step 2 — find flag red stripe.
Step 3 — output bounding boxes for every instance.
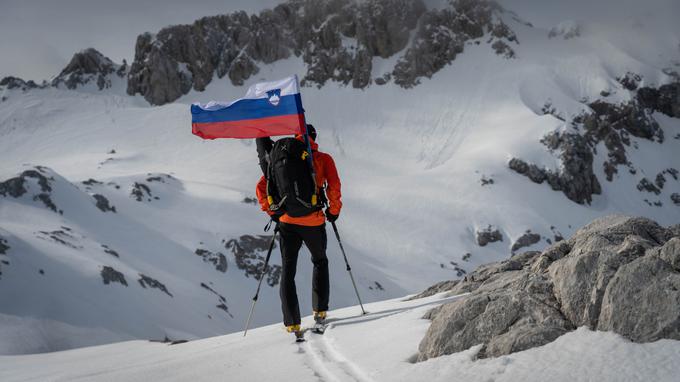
[191,114,304,139]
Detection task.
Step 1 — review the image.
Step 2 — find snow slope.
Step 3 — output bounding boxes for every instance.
[2,292,679,382]
[1,0,680,356]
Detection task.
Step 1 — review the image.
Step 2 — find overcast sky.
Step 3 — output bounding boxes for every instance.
[1,0,678,81]
[0,0,281,81]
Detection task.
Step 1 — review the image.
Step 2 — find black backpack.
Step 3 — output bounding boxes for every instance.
[265,137,320,217]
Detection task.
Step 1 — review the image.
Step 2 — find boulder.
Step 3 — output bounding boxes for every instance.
[476,226,503,246]
[416,215,680,361]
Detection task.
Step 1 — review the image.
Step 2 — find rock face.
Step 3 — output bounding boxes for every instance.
[101,266,127,286]
[127,0,521,105]
[511,230,541,252]
[0,76,41,90]
[1,49,125,96]
[476,225,503,246]
[0,167,62,214]
[510,79,679,205]
[52,48,126,90]
[225,234,282,286]
[416,215,680,361]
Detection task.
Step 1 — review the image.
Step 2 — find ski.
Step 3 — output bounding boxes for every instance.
[310,322,327,335]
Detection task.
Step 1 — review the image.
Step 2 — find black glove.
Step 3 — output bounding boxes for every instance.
[270,214,280,223]
[325,208,339,223]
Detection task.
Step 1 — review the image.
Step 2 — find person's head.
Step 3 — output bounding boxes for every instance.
[306,124,317,141]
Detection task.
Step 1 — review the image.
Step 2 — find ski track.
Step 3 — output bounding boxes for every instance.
[299,295,466,382]
[303,326,374,382]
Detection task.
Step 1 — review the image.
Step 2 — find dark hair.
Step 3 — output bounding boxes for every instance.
[306,124,317,140]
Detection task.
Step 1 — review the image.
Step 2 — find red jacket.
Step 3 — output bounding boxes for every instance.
[256,137,342,226]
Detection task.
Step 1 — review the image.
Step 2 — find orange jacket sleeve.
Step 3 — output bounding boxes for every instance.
[255,175,274,215]
[321,154,342,215]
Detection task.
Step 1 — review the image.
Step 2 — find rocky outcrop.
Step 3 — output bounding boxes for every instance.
[127,0,521,105]
[476,225,503,246]
[393,0,518,87]
[101,266,127,286]
[637,82,680,118]
[511,230,541,252]
[0,76,41,91]
[138,274,173,297]
[194,248,228,273]
[0,237,9,279]
[416,215,680,361]
[510,79,679,204]
[92,194,116,213]
[225,234,281,286]
[672,193,680,205]
[52,48,126,90]
[0,167,62,214]
[509,132,601,205]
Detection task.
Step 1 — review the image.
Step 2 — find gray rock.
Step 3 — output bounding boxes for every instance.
[0,237,8,278]
[101,266,127,286]
[393,0,517,87]
[651,237,680,270]
[138,274,173,297]
[0,76,40,90]
[194,248,228,273]
[0,238,9,255]
[476,225,503,246]
[597,255,680,341]
[0,168,62,214]
[101,244,119,258]
[415,215,680,361]
[637,82,680,118]
[512,230,541,252]
[671,193,680,206]
[52,48,124,90]
[510,132,602,205]
[93,194,116,213]
[225,234,281,286]
[126,0,519,105]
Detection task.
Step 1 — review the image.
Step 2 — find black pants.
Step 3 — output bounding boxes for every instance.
[278,222,329,326]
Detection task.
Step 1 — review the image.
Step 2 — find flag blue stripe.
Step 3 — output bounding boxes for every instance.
[191,94,303,123]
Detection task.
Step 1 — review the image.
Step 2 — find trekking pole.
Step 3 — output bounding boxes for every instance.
[330,221,366,315]
[243,224,279,337]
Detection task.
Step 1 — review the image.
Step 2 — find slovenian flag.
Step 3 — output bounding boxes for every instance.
[191,75,305,139]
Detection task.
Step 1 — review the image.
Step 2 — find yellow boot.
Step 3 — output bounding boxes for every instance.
[286,324,304,342]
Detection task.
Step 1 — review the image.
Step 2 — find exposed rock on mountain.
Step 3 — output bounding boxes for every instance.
[194,248,228,273]
[510,80,679,204]
[225,234,281,286]
[101,266,127,286]
[0,237,9,279]
[511,230,541,252]
[138,274,173,297]
[0,167,62,214]
[52,48,126,90]
[0,76,41,91]
[93,194,116,213]
[126,0,521,105]
[416,215,680,361]
[476,225,503,246]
